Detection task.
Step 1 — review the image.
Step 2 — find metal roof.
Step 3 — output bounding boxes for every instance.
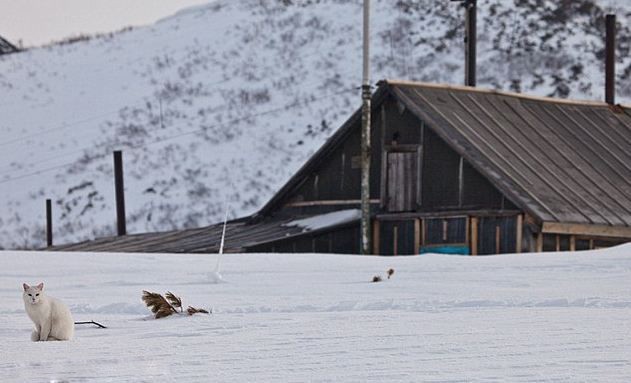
[50,218,299,253]
[387,80,631,226]
[49,213,360,253]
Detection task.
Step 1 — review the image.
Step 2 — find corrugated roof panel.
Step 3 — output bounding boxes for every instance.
[48,213,359,253]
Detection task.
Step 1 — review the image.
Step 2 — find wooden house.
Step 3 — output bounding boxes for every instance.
[0,35,19,55]
[54,80,631,255]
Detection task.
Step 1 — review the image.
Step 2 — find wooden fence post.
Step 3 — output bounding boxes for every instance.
[46,199,53,247]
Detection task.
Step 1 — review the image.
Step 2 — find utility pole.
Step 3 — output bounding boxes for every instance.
[360,0,372,255]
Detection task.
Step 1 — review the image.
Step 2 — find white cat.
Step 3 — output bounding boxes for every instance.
[22,283,74,341]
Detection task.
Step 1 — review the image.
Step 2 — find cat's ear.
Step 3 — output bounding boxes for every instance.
[23,283,30,291]
[36,283,44,291]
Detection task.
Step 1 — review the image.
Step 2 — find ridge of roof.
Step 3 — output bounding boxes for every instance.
[383,79,631,110]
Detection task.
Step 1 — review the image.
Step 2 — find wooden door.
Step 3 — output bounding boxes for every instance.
[387,151,417,212]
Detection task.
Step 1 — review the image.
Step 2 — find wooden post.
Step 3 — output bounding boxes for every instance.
[46,199,53,247]
[414,219,421,255]
[393,225,398,256]
[495,225,501,254]
[113,150,127,236]
[372,220,380,255]
[536,232,543,253]
[421,218,426,251]
[516,214,523,253]
[470,217,478,255]
[465,215,470,244]
[570,235,576,251]
[442,219,448,241]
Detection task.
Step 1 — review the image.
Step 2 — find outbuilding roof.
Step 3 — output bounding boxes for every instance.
[50,211,361,253]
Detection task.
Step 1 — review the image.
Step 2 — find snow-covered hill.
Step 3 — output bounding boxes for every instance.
[0,0,629,248]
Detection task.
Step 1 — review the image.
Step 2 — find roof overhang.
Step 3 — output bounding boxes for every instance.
[542,222,631,239]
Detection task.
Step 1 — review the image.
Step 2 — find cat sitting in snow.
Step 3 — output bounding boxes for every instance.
[22,283,74,341]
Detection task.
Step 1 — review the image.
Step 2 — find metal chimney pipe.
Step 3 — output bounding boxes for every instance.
[451,0,477,86]
[465,0,477,87]
[605,14,616,105]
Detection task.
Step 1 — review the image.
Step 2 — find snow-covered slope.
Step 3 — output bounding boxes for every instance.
[2,245,631,381]
[0,0,629,248]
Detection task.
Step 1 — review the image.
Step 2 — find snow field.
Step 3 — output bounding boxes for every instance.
[1,245,631,381]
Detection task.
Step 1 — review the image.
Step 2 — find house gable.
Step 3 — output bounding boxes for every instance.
[255,89,517,220]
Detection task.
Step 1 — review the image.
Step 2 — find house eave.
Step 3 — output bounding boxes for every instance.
[542,221,631,239]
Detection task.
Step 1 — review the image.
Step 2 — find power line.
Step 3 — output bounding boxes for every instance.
[1,13,353,175]
[0,86,357,186]
[0,44,334,149]
[141,87,355,149]
[0,77,233,148]
[0,79,231,173]
[0,73,352,175]
[0,159,102,186]
[0,109,125,148]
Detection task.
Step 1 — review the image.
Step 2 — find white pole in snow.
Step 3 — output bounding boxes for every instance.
[214,193,230,274]
[216,200,229,271]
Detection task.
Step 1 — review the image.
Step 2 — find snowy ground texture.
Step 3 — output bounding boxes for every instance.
[2,246,631,382]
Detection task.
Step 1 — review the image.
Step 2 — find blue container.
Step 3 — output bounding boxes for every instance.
[420,245,470,255]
